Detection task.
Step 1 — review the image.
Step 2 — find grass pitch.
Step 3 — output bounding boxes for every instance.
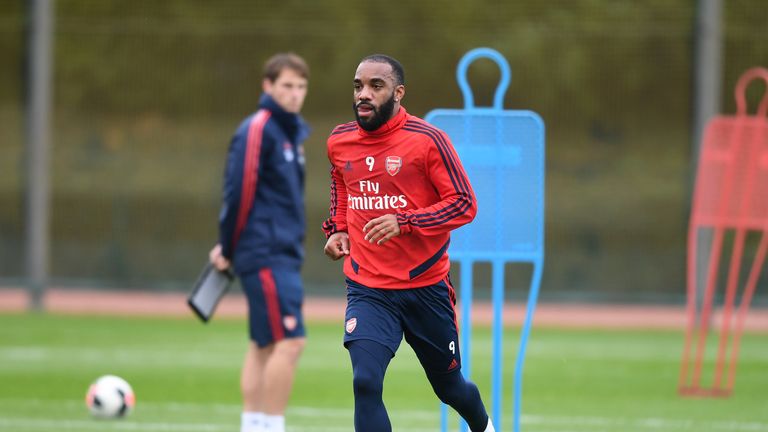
[1,312,767,431]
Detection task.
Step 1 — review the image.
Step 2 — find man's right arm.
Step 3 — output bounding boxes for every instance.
[321,163,349,239]
[322,150,351,260]
[218,124,249,260]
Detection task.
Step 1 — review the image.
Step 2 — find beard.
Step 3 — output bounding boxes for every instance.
[354,92,396,131]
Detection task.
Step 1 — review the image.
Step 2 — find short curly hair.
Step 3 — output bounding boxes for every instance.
[360,54,405,86]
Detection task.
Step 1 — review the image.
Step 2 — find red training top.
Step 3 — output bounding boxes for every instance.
[322,107,477,289]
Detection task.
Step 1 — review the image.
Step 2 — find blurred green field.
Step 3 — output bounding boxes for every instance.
[1,313,767,431]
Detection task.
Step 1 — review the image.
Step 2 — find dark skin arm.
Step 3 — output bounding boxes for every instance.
[362,214,401,245]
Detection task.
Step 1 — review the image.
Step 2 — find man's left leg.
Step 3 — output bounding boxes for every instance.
[426,370,494,432]
[262,337,306,431]
[403,279,494,432]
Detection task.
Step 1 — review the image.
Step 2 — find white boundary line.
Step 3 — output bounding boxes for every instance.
[2,400,768,431]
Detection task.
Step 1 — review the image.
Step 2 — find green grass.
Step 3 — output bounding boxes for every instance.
[1,313,767,431]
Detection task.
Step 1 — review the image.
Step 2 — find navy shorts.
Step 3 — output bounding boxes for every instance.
[343,277,462,374]
[241,267,305,347]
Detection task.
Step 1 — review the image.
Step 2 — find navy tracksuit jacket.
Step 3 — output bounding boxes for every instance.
[218,94,310,275]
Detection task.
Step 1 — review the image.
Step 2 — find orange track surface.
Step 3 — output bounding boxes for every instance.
[3,287,768,331]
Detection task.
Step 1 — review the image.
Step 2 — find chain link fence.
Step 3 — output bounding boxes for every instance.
[1,0,767,302]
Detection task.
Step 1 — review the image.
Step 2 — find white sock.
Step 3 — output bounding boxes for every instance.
[241,412,265,432]
[484,417,495,432]
[263,414,285,432]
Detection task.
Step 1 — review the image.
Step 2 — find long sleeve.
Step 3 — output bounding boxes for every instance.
[322,164,349,238]
[396,131,477,236]
[218,128,246,259]
[219,111,271,259]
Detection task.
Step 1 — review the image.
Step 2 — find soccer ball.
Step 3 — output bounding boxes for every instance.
[85,375,136,418]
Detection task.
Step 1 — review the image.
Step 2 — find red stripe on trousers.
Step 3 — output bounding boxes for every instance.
[232,110,271,250]
[259,267,285,342]
[445,276,459,334]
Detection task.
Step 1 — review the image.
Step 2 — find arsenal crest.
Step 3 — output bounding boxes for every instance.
[283,315,298,331]
[283,142,295,162]
[345,317,357,333]
[385,156,402,176]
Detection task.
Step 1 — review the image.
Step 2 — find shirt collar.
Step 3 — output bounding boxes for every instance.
[258,94,310,143]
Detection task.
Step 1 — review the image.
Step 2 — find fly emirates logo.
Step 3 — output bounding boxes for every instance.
[348,180,408,210]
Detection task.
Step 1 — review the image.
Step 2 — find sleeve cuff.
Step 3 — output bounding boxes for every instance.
[322,221,348,238]
[396,212,412,234]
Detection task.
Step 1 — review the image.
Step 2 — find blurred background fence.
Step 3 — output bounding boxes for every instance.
[1,0,767,303]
